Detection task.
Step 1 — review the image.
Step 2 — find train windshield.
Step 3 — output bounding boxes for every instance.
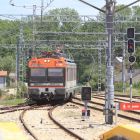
[31,68,46,76]
[48,68,63,76]
[30,68,47,83]
[48,68,65,83]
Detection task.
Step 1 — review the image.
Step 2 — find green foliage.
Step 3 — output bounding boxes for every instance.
[11,79,15,83]
[115,82,123,92]
[16,83,28,99]
[89,75,105,91]
[6,85,16,89]
[20,82,28,93]
[5,94,15,101]
[115,82,129,92]
[16,91,21,99]
[76,85,84,91]
[115,82,140,93]
[76,86,81,91]
[0,88,3,98]
[0,19,20,44]
[133,81,140,89]
[0,99,35,106]
[0,56,15,73]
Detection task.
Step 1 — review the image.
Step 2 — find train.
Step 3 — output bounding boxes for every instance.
[28,51,77,102]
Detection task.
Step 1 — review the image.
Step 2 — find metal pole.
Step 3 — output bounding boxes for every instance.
[85,101,88,118]
[16,36,19,92]
[130,64,133,103]
[98,45,101,92]
[105,0,114,124]
[115,103,118,126]
[19,22,23,82]
[122,35,126,93]
[41,0,43,38]
[33,5,36,57]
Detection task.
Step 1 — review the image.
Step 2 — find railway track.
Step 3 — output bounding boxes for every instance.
[72,97,140,123]
[49,103,85,140]
[20,101,85,140]
[92,93,140,101]
[77,91,140,101]
[92,95,140,103]
[0,103,36,114]
[20,104,51,140]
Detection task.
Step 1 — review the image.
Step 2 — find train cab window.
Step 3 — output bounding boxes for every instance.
[48,68,65,84]
[29,68,47,83]
[31,68,46,76]
[48,68,63,76]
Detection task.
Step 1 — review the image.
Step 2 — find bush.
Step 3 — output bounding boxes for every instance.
[20,83,28,93]
[16,91,21,99]
[115,82,122,92]
[6,85,16,89]
[16,83,28,99]
[76,86,81,91]
[115,82,129,92]
[5,94,15,100]
[88,79,105,91]
[125,87,140,94]
[89,80,98,91]
[133,81,140,89]
[0,88,3,97]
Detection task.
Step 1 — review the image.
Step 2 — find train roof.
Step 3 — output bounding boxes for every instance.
[37,51,74,63]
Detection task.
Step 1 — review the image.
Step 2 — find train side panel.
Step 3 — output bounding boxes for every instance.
[65,62,77,97]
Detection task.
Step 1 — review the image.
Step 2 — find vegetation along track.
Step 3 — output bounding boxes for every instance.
[20,101,85,140]
[72,97,140,123]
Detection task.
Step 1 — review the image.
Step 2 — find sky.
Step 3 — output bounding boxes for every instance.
[0,0,140,19]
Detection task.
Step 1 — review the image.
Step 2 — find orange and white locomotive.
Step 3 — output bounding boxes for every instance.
[28,51,77,102]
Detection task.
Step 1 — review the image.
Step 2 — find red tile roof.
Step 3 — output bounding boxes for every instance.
[0,71,7,76]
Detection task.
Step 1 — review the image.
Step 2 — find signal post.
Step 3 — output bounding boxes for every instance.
[81,86,91,118]
[127,27,136,103]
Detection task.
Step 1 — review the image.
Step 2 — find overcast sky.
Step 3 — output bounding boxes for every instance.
[0,0,140,18]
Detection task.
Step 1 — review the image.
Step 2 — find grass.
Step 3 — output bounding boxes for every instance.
[115,87,140,96]
[6,86,17,89]
[0,99,36,106]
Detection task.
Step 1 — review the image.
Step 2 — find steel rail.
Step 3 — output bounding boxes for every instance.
[0,103,35,110]
[93,93,140,99]
[20,105,40,140]
[0,108,28,114]
[49,104,85,140]
[0,103,36,114]
[92,96,140,103]
[74,97,140,115]
[71,98,140,123]
[20,104,51,140]
[0,105,48,114]
[114,94,140,99]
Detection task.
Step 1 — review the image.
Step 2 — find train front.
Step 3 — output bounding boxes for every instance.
[28,53,66,102]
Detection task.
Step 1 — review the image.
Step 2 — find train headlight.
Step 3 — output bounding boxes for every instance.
[44,60,50,62]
